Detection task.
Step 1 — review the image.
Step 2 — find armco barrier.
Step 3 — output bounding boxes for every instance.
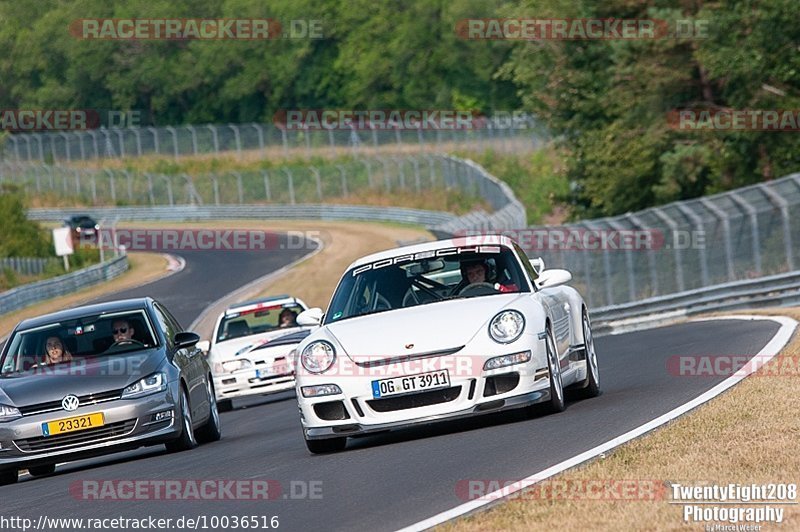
[0,255,129,317]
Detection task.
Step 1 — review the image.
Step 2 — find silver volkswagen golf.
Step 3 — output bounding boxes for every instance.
[0,297,221,484]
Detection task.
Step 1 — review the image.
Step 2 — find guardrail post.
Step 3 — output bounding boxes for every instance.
[628,212,658,297]
[411,157,421,193]
[105,169,117,203]
[160,175,174,206]
[230,171,244,204]
[651,207,685,293]
[700,198,735,281]
[584,220,614,306]
[759,183,794,271]
[328,129,336,158]
[230,124,242,158]
[166,126,179,159]
[310,166,323,200]
[262,169,271,201]
[116,129,125,158]
[729,191,762,276]
[281,128,289,158]
[145,173,155,205]
[283,168,295,204]
[148,127,160,155]
[361,159,373,188]
[209,174,220,205]
[675,203,709,287]
[187,126,198,155]
[337,165,348,197]
[59,133,71,162]
[251,124,265,158]
[207,125,219,154]
[132,128,142,157]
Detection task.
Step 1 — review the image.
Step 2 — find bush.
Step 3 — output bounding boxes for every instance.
[0,186,52,258]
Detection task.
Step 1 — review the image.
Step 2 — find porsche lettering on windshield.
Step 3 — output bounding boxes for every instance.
[352,245,501,276]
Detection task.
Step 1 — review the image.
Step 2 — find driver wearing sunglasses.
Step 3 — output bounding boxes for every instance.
[111,319,135,344]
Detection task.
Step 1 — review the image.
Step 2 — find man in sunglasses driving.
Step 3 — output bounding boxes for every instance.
[111,318,136,344]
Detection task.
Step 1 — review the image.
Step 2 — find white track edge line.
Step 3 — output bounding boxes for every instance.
[396,314,797,532]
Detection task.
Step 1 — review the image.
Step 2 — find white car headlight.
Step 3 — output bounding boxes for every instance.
[0,404,21,423]
[122,372,167,399]
[300,341,336,374]
[221,359,252,373]
[488,310,525,344]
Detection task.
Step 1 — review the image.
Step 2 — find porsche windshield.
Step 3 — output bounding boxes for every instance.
[325,246,529,324]
[0,310,158,376]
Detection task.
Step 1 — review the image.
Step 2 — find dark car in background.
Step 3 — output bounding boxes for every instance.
[0,297,221,485]
[63,215,99,243]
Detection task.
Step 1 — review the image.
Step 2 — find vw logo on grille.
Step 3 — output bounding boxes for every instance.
[62,395,80,412]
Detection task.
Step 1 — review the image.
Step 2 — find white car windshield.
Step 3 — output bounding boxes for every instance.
[325,246,528,324]
[216,302,307,343]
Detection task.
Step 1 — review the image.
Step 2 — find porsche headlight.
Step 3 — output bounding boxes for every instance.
[0,404,21,423]
[122,372,167,399]
[300,341,336,374]
[221,359,252,373]
[488,310,525,344]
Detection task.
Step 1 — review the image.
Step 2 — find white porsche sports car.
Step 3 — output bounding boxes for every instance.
[199,296,312,411]
[293,235,600,453]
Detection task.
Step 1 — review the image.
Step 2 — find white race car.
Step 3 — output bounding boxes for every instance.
[200,296,312,411]
[293,235,600,453]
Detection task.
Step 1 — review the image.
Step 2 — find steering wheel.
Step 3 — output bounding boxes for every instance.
[457,282,498,297]
[107,339,146,351]
[374,293,392,311]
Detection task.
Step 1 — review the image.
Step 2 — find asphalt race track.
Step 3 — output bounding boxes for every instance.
[0,240,785,531]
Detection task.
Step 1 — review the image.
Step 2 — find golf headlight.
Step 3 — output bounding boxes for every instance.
[221,359,252,373]
[0,404,21,423]
[489,310,525,343]
[122,372,167,399]
[301,341,336,373]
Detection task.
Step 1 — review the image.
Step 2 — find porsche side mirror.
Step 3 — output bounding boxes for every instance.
[537,269,572,288]
[297,308,324,326]
[530,257,545,276]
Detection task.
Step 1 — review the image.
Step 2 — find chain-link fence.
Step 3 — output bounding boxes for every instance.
[0,117,542,163]
[517,174,800,310]
[0,154,516,214]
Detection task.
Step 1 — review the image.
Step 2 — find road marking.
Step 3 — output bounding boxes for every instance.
[397,315,797,532]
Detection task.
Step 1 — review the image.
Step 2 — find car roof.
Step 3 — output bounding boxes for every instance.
[346,235,517,270]
[15,298,153,331]
[224,295,303,315]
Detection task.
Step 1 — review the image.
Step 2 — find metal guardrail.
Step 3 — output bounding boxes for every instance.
[0,257,60,276]
[590,270,800,332]
[28,204,457,227]
[0,255,129,317]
